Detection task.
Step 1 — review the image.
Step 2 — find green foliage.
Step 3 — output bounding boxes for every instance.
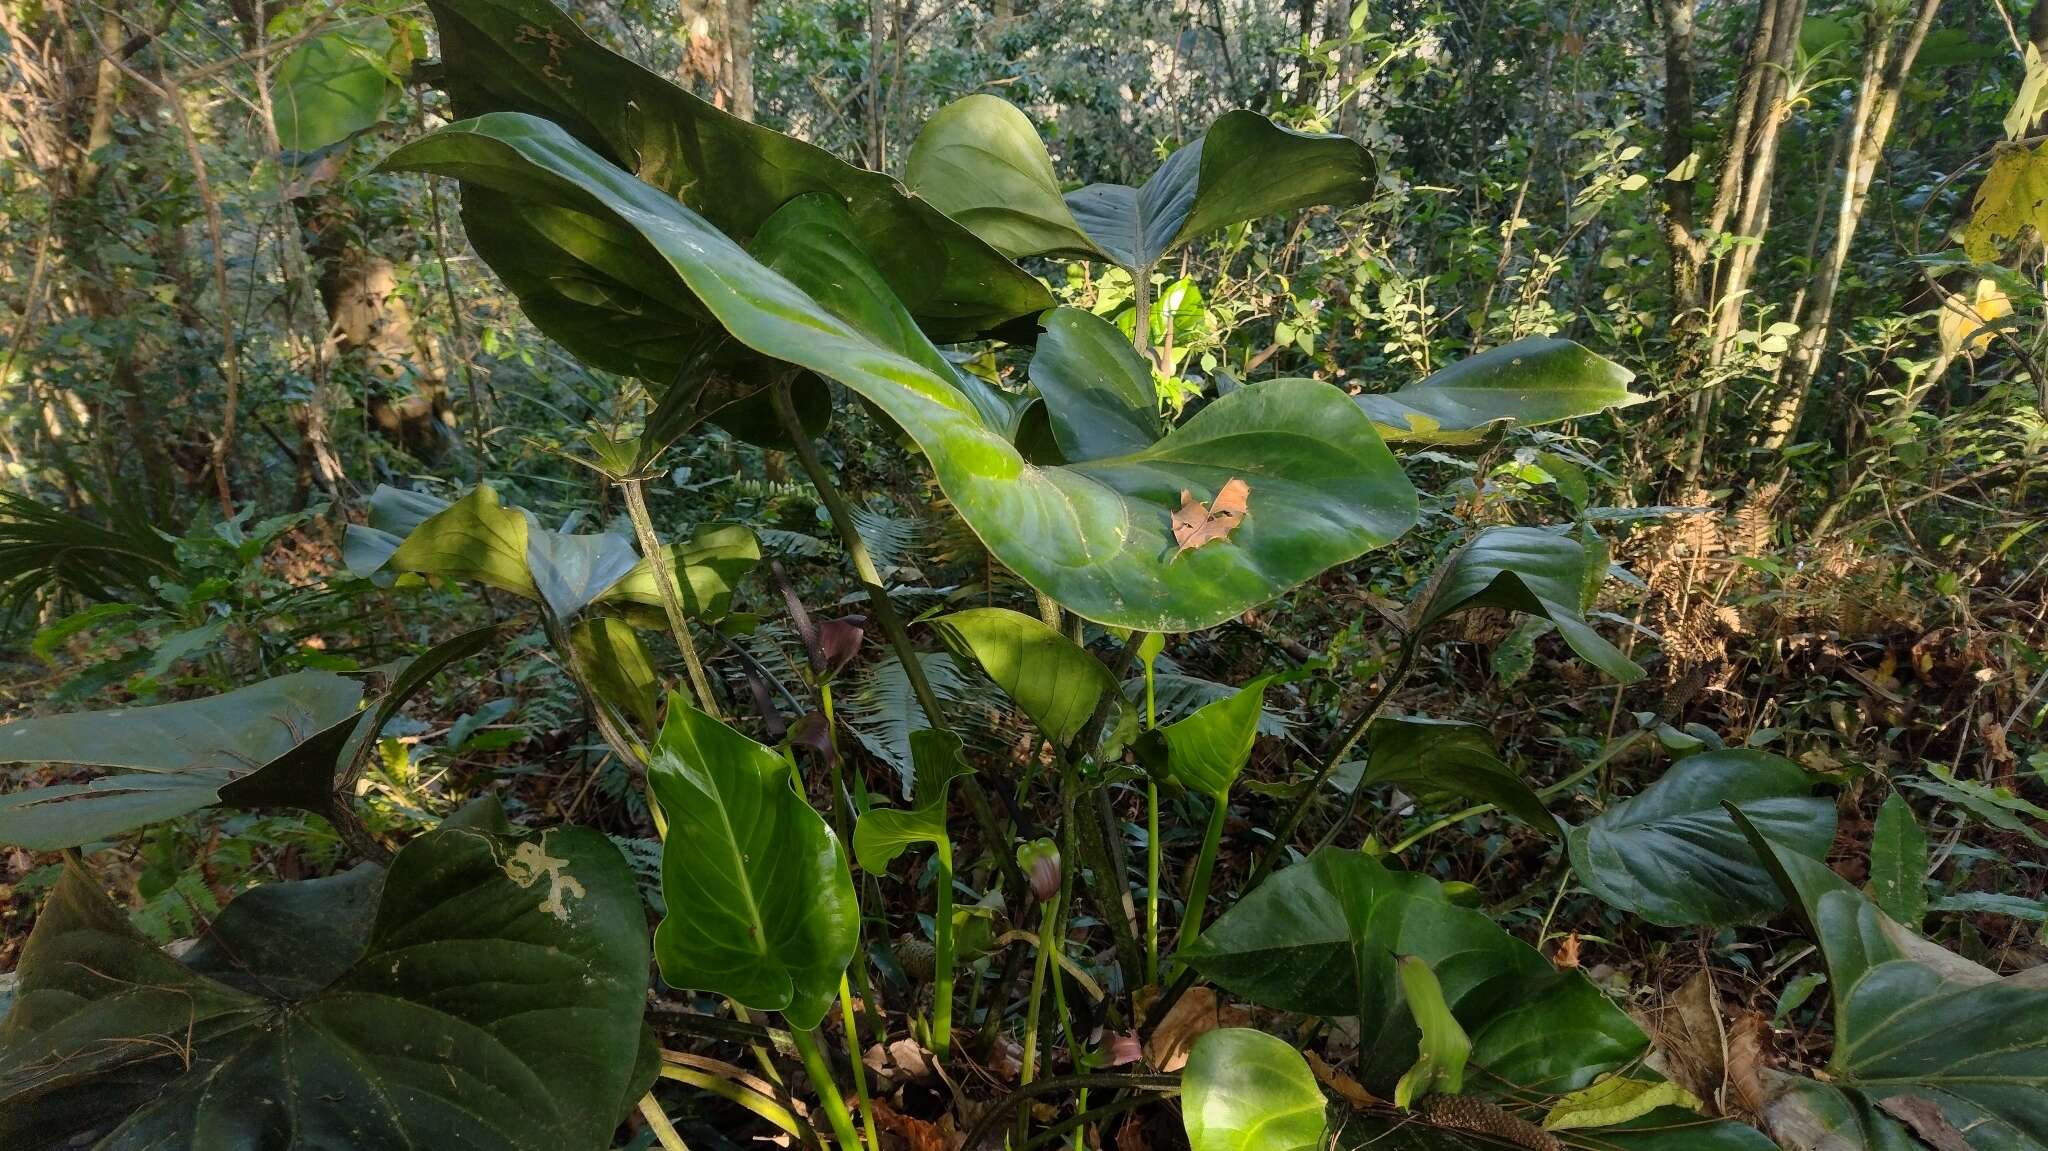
[1342,716,1558,836]
[1354,337,1645,444]
[1568,750,1837,927]
[647,698,858,1030]
[932,607,1120,749]
[1408,525,1642,683]
[1182,1028,1328,1151]
[0,822,648,1150]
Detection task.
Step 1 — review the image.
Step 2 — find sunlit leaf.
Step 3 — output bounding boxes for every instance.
[1182,1028,1328,1151]
[1355,338,1643,445]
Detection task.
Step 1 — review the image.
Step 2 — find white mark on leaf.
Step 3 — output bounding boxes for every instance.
[504,839,586,922]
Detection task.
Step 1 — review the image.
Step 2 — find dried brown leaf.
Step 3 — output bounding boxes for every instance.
[1876,1095,1973,1151]
[1142,986,1249,1072]
[1171,478,1251,555]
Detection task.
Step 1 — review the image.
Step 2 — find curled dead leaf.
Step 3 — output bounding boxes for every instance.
[1307,1049,1380,1109]
[1171,477,1250,555]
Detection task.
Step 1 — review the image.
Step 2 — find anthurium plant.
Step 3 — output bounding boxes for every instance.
[4,3,2028,1151]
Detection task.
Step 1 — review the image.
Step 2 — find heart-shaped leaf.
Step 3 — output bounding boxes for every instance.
[1182,1028,1328,1151]
[420,0,1047,358]
[649,698,858,1029]
[1026,305,1165,462]
[1411,526,1642,683]
[0,822,649,1151]
[853,729,970,874]
[387,119,1416,631]
[1137,676,1269,799]
[348,484,758,622]
[1182,848,1643,1096]
[1343,716,1558,836]
[1355,338,1645,445]
[1568,750,1835,927]
[933,608,1121,750]
[1735,811,2048,1151]
[907,96,1376,275]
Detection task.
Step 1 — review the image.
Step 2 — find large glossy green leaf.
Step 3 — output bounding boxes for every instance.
[1182,848,1643,1096]
[1137,676,1268,798]
[901,94,1107,263]
[1567,750,1835,927]
[419,0,1046,359]
[1335,1108,1778,1150]
[1411,526,1642,683]
[348,484,758,622]
[273,18,405,152]
[1736,814,2048,1151]
[0,823,648,1151]
[1182,1028,1328,1151]
[0,672,362,850]
[1355,339,1645,445]
[1346,716,1559,836]
[932,608,1120,749]
[648,698,858,1030]
[388,117,1415,631]
[1027,306,1164,462]
[908,96,1376,274]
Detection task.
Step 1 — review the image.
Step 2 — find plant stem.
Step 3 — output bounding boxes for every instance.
[789,1025,863,1150]
[638,1092,694,1151]
[768,381,1029,902]
[836,974,879,1151]
[1174,792,1229,959]
[1142,646,1159,986]
[931,836,957,1061]
[620,476,720,718]
[1145,781,1160,986]
[1018,892,1062,1143]
[1130,264,1154,363]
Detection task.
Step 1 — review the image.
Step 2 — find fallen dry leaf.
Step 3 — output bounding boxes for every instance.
[1553,932,1582,969]
[1115,1113,1151,1151]
[1645,969,1727,1114]
[1306,1049,1379,1109]
[1723,1011,1770,1121]
[874,1098,963,1151]
[1876,1095,1973,1151]
[1142,986,1249,1072]
[1170,477,1250,555]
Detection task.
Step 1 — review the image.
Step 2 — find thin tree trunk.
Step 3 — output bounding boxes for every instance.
[1754,0,1941,457]
[1675,0,1807,490]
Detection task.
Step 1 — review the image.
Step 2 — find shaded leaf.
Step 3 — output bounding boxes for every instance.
[1026,306,1164,462]
[1868,793,1927,927]
[1350,717,1559,836]
[273,18,404,153]
[1411,526,1641,682]
[1567,751,1834,927]
[0,823,648,1151]
[1182,848,1643,1096]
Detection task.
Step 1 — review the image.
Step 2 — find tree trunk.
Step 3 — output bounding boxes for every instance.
[1674,0,1808,490]
[1753,0,1940,458]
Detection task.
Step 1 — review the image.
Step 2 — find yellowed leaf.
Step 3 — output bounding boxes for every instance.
[1966,143,2048,261]
[1939,277,2012,357]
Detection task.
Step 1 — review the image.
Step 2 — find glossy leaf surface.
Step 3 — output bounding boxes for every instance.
[1410,526,1641,683]
[933,608,1120,749]
[1139,676,1268,798]
[422,0,1048,351]
[1738,815,2048,1151]
[908,96,1376,273]
[648,699,858,1029]
[1027,306,1164,462]
[0,672,362,849]
[1182,848,1642,1095]
[0,823,648,1151]
[1355,338,1644,445]
[387,116,1416,630]
[1568,751,1834,927]
[1182,1028,1328,1151]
